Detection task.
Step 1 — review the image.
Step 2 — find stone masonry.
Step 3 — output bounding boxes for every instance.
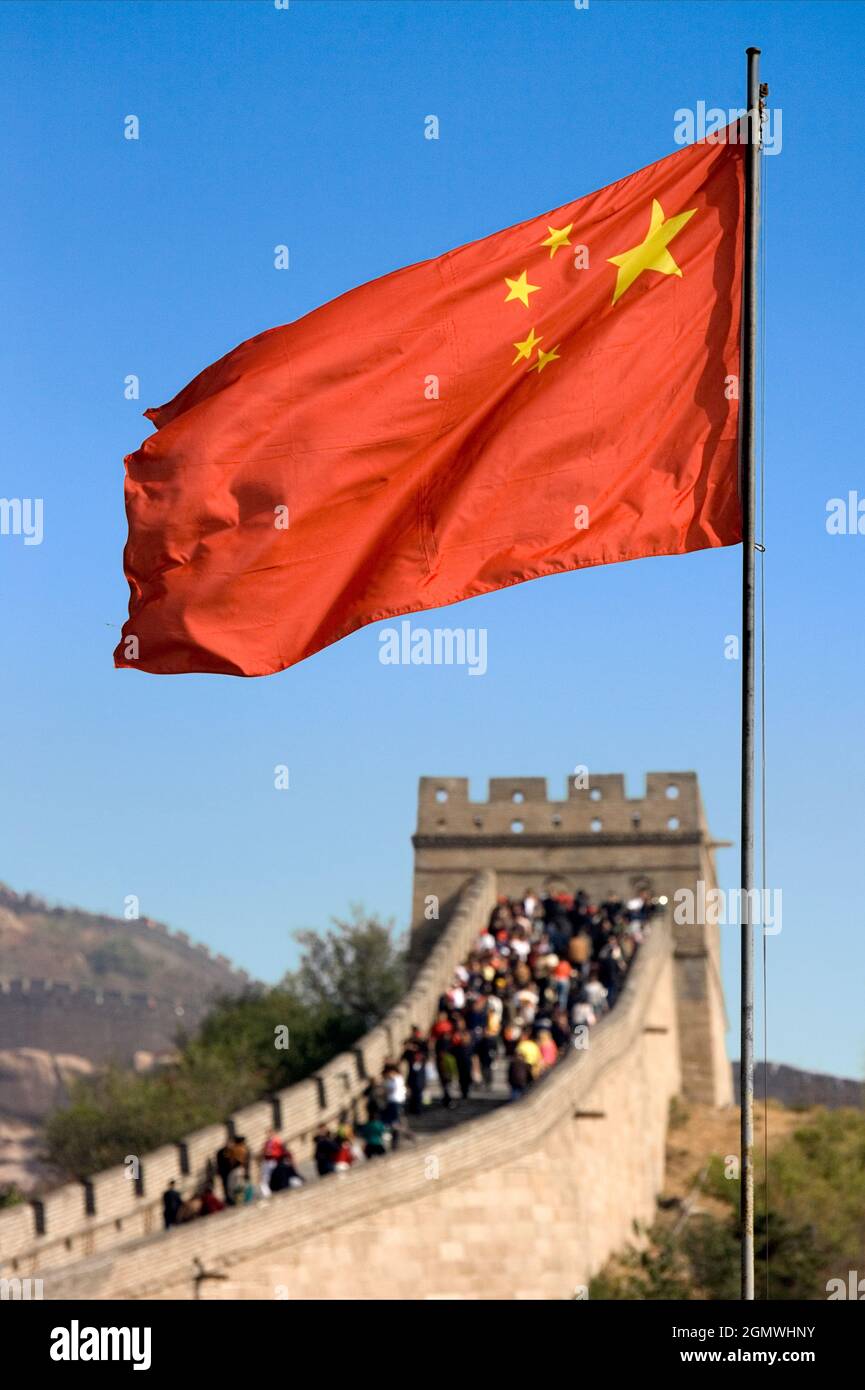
[0,773,731,1298]
[37,912,680,1301]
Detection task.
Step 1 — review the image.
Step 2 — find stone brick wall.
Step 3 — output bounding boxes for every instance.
[37,915,679,1301]
[0,872,497,1278]
[0,772,730,1299]
[0,893,255,1103]
[0,981,190,1065]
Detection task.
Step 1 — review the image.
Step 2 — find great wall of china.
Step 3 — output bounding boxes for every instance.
[0,981,195,1068]
[0,772,732,1300]
[0,892,254,1064]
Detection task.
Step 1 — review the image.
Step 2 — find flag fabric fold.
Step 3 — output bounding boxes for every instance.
[115,132,744,676]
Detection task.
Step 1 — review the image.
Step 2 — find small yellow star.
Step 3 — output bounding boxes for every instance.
[512,327,543,365]
[540,223,573,258]
[504,270,540,308]
[529,345,560,373]
[607,198,697,305]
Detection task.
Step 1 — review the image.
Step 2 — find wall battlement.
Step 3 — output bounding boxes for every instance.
[415,772,704,840]
[0,978,184,1006]
[0,978,197,1065]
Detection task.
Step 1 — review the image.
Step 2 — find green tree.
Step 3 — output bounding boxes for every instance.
[683,1207,825,1301]
[592,1108,861,1301]
[86,937,150,980]
[288,906,407,1032]
[589,1221,693,1300]
[43,1055,260,1179]
[185,985,357,1093]
[43,907,406,1181]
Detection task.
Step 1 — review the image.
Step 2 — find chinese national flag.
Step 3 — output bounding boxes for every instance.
[116,132,744,676]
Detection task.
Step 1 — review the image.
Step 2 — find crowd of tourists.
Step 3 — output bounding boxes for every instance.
[401,884,657,1107]
[162,886,659,1229]
[161,1131,306,1227]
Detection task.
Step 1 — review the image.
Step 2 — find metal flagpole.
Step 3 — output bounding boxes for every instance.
[740,44,762,1303]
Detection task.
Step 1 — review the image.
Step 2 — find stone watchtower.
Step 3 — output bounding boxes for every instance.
[411,772,732,1106]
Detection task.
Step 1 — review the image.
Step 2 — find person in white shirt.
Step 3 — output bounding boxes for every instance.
[382,1064,408,1149]
[510,931,531,962]
[486,993,503,1023]
[515,986,539,1026]
[385,1069,407,1106]
[584,972,609,1014]
[571,1000,597,1031]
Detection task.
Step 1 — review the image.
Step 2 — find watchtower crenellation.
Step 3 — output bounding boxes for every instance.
[416,773,702,839]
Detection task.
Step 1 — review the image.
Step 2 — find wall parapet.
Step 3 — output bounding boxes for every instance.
[36,915,674,1300]
[0,978,188,1009]
[0,979,201,1069]
[0,871,498,1277]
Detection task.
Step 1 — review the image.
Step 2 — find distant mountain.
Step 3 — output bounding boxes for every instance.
[0,882,261,1190]
[732,1060,862,1110]
[0,882,254,1005]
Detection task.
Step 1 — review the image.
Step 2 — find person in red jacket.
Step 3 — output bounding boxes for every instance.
[259,1128,284,1196]
[200,1182,224,1216]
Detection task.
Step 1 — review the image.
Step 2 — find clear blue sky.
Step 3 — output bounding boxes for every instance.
[1,0,862,1078]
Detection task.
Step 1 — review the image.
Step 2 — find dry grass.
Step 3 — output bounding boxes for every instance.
[661,1099,819,1220]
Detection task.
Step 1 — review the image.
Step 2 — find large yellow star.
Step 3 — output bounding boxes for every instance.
[504,270,540,308]
[607,199,697,306]
[540,223,573,258]
[512,327,542,365]
[528,345,560,373]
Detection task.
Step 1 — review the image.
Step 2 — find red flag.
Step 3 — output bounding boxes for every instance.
[116,133,744,676]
